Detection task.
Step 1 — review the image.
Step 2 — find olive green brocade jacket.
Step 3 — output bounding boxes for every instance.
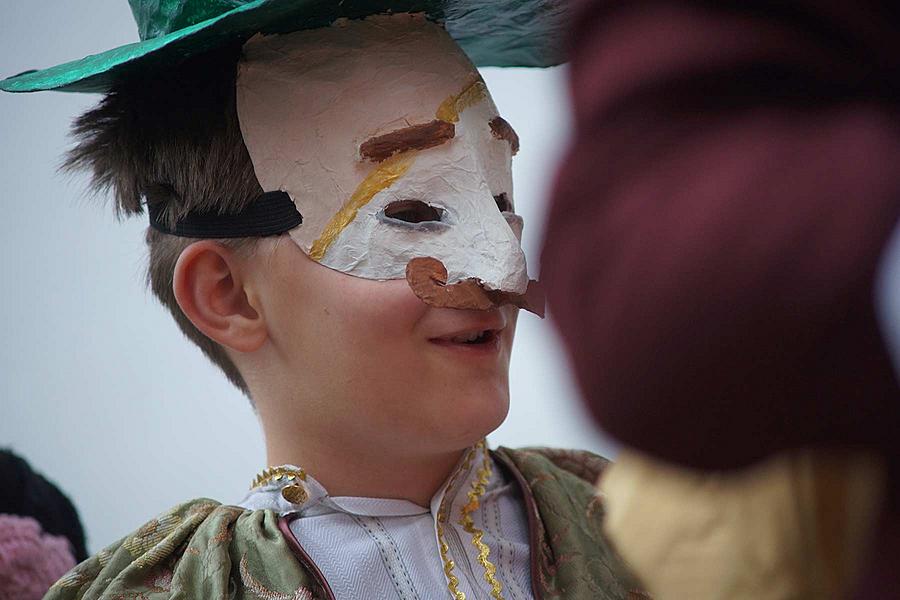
[44,448,647,600]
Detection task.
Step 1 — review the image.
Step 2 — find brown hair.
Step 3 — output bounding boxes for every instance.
[63,44,264,395]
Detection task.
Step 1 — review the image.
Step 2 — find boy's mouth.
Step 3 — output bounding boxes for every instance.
[429,328,502,352]
[449,329,495,344]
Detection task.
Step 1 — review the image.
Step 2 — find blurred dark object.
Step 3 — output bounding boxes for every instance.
[0,450,87,562]
[542,1,900,596]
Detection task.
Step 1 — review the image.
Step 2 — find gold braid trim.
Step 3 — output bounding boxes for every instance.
[437,530,462,600]
[437,446,478,600]
[459,441,504,600]
[436,441,505,600]
[249,466,307,490]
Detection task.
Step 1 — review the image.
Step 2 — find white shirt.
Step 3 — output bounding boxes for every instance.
[237,443,534,600]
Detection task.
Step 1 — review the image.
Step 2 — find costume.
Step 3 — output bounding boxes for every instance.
[237,443,534,600]
[43,447,643,600]
[541,1,900,597]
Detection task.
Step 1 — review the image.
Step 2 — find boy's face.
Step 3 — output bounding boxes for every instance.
[245,237,518,454]
[230,15,527,448]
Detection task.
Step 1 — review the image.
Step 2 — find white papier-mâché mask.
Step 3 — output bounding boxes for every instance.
[237,14,542,315]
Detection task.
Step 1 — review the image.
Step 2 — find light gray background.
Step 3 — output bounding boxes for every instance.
[0,0,615,553]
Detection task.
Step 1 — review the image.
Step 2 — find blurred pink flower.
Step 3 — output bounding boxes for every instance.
[0,514,76,600]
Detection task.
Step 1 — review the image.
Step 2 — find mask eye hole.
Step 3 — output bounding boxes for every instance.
[494,193,513,213]
[383,200,444,223]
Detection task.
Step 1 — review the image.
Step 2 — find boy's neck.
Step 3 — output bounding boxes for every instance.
[263,433,468,506]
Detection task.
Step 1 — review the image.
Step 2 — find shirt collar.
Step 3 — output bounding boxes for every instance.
[236,442,500,519]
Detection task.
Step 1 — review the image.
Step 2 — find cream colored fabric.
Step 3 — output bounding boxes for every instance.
[599,448,885,600]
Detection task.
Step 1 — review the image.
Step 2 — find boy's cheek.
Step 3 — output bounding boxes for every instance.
[336,277,429,328]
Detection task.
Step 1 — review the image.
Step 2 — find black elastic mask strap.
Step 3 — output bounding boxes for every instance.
[148,191,302,238]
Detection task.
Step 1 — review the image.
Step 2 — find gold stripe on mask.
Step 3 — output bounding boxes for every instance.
[436,78,487,124]
[309,152,414,261]
[309,77,485,260]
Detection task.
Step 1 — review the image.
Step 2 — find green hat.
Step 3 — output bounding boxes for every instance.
[0,0,570,94]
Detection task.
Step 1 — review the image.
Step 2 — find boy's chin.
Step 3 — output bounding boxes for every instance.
[431,385,510,446]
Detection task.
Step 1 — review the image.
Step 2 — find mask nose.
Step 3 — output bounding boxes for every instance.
[444,207,529,294]
[404,197,544,317]
[406,254,544,317]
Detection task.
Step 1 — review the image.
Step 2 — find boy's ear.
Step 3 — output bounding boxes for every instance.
[173,241,267,353]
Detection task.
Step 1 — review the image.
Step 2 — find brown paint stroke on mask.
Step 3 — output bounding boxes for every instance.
[359,120,456,163]
[406,257,545,318]
[489,116,519,155]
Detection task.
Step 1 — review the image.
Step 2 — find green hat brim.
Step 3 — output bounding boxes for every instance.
[0,0,570,94]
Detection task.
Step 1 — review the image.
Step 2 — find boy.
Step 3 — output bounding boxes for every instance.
[2,2,643,599]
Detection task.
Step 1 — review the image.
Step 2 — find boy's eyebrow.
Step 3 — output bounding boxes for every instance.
[359,120,456,163]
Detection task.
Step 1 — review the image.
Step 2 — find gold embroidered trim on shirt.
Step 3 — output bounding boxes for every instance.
[459,445,504,599]
[250,466,307,490]
[250,466,310,504]
[436,441,505,600]
[437,446,476,600]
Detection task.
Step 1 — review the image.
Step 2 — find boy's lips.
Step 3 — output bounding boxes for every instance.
[427,318,507,353]
[428,328,503,353]
[429,327,503,342]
